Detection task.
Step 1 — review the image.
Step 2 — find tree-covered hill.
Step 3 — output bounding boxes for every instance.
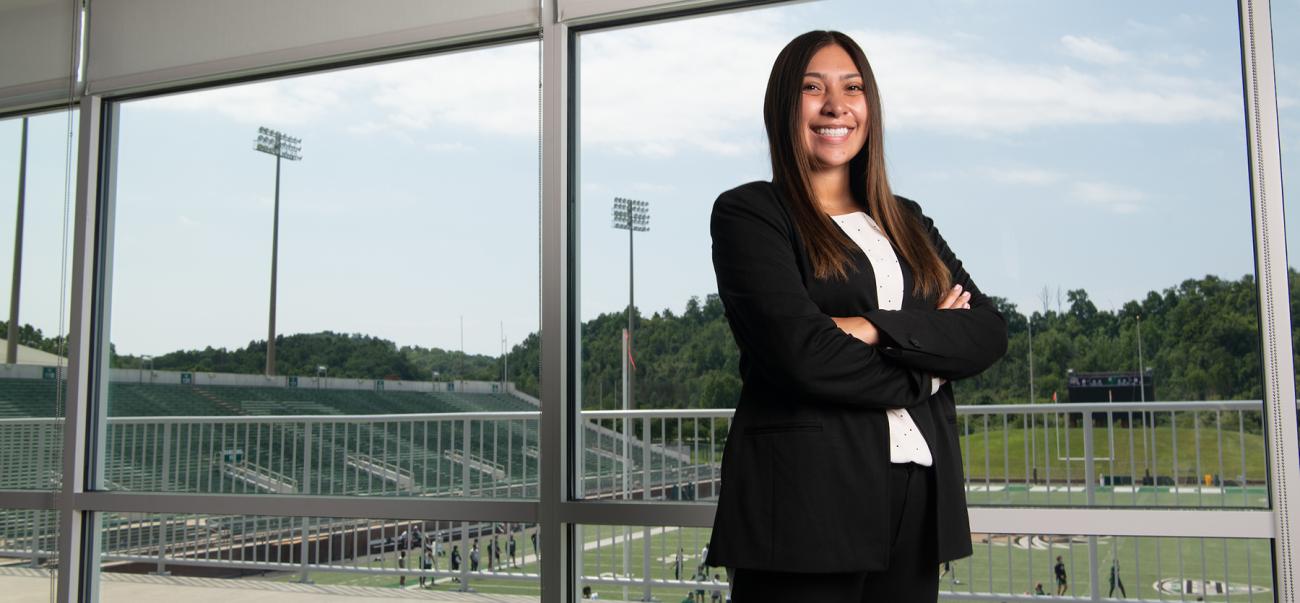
[24,269,1292,410]
[112,331,503,383]
[573,270,1286,410]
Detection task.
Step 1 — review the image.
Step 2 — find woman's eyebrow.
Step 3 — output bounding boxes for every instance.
[803,71,864,80]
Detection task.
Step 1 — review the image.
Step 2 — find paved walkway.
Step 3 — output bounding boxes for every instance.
[0,567,540,603]
[2,527,687,602]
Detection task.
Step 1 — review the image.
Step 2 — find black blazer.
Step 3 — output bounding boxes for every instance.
[703,181,1007,573]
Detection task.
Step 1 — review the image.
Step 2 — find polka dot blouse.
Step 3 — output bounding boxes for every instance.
[831,211,936,466]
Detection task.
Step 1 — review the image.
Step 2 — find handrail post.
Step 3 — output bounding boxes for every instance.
[297,422,313,584]
[32,422,47,568]
[641,416,653,601]
[155,423,172,575]
[461,419,472,591]
[29,508,40,569]
[1084,417,1099,600]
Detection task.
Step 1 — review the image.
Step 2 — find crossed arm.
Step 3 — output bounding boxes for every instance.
[710,188,1007,409]
[854,198,1009,381]
[711,189,933,410]
[830,284,971,345]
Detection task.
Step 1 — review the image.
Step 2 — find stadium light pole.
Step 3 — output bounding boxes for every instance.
[1136,314,1145,403]
[611,197,649,411]
[254,127,302,376]
[1027,313,1035,404]
[612,196,649,601]
[500,322,508,391]
[7,117,28,364]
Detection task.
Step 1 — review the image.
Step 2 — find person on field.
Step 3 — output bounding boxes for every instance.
[1109,557,1126,597]
[450,545,462,582]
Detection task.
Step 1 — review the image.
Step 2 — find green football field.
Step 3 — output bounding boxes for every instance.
[250,498,1275,601]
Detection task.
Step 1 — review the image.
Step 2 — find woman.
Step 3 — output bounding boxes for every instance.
[703,31,1007,601]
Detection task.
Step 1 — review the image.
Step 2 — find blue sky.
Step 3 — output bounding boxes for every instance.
[0,0,1296,359]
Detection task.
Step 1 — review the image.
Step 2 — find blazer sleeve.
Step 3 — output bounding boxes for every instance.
[711,187,931,409]
[863,197,1008,380]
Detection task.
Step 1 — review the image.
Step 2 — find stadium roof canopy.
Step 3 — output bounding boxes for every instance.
[0,339,63,366]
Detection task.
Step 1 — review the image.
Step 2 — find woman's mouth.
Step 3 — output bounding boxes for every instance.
[813,126,852,140]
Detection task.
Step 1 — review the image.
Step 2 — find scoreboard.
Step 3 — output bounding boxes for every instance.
[1067,369,1155,403]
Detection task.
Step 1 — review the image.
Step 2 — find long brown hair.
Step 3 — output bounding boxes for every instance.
[764,30,949,297]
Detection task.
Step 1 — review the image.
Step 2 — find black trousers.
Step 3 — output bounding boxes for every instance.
[730,462,939,602]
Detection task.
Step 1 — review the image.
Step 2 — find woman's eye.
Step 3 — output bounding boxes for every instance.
[847,84,864,92]
[802,83,821,92]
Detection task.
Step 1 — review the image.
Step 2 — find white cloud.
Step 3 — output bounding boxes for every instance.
[361,44,538,138]
[629,181,676,194]
[146,73,351,127]
[576,12,778,158]
[1070,181,1146,214]
[1149,51,1204,69]
[983,167,1064,185]
[424,141,473,153]
[136,16,1242,158]
[1123,19,1167,37]
[849,29,1240,133]
[1060,35,1129,65]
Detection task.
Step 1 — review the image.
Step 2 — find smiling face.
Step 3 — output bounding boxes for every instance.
[799,44,869,174]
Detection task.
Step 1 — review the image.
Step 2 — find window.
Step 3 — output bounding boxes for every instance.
[0,103,78,603]
[101,42,541,504]
[573,2,1270,598]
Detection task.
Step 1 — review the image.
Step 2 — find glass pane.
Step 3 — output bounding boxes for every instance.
[101,40,541,498]
[572,0,1265,523]
[957,403,1267,508]
[575,524,718,603]
[0,3,79,592]
[1274,0,1300,402]
[943,533,1272,600]
[573,525,1273,602]
[96,514,539,600]
[0,508,57,602]
[0,109,77,491]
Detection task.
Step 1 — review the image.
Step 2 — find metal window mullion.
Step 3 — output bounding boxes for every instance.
[56,94,108,603]
[1238,4,1300,602]
[539,1,573,600]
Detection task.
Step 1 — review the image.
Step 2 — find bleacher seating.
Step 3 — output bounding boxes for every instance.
[0,377,679,499]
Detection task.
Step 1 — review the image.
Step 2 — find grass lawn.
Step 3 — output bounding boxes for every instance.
[250,512,1276,601]
[957,422,1269,486]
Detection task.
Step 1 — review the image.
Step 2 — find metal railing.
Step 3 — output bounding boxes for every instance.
[0,400,1275,598]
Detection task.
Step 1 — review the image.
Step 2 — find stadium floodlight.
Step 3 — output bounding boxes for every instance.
[611,197,650,412]
[254,127,303,376]
[7,117,28,365]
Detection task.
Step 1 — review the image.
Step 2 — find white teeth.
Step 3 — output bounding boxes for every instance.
[816,127,849,137]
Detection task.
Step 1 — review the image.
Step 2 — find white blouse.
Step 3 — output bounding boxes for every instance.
[831,211,937,466]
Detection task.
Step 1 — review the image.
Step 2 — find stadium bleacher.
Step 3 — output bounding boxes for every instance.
[0,378,682,500]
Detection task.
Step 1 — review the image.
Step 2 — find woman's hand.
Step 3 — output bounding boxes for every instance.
[929,284,969,389]
[830,316,880,345]
[830,285,968,346]
[937,284,971,310]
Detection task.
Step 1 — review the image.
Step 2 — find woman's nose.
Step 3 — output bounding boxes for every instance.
[822,94,848,116]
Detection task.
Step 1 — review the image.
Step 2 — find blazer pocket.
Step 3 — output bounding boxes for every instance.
[745,421,824,436]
